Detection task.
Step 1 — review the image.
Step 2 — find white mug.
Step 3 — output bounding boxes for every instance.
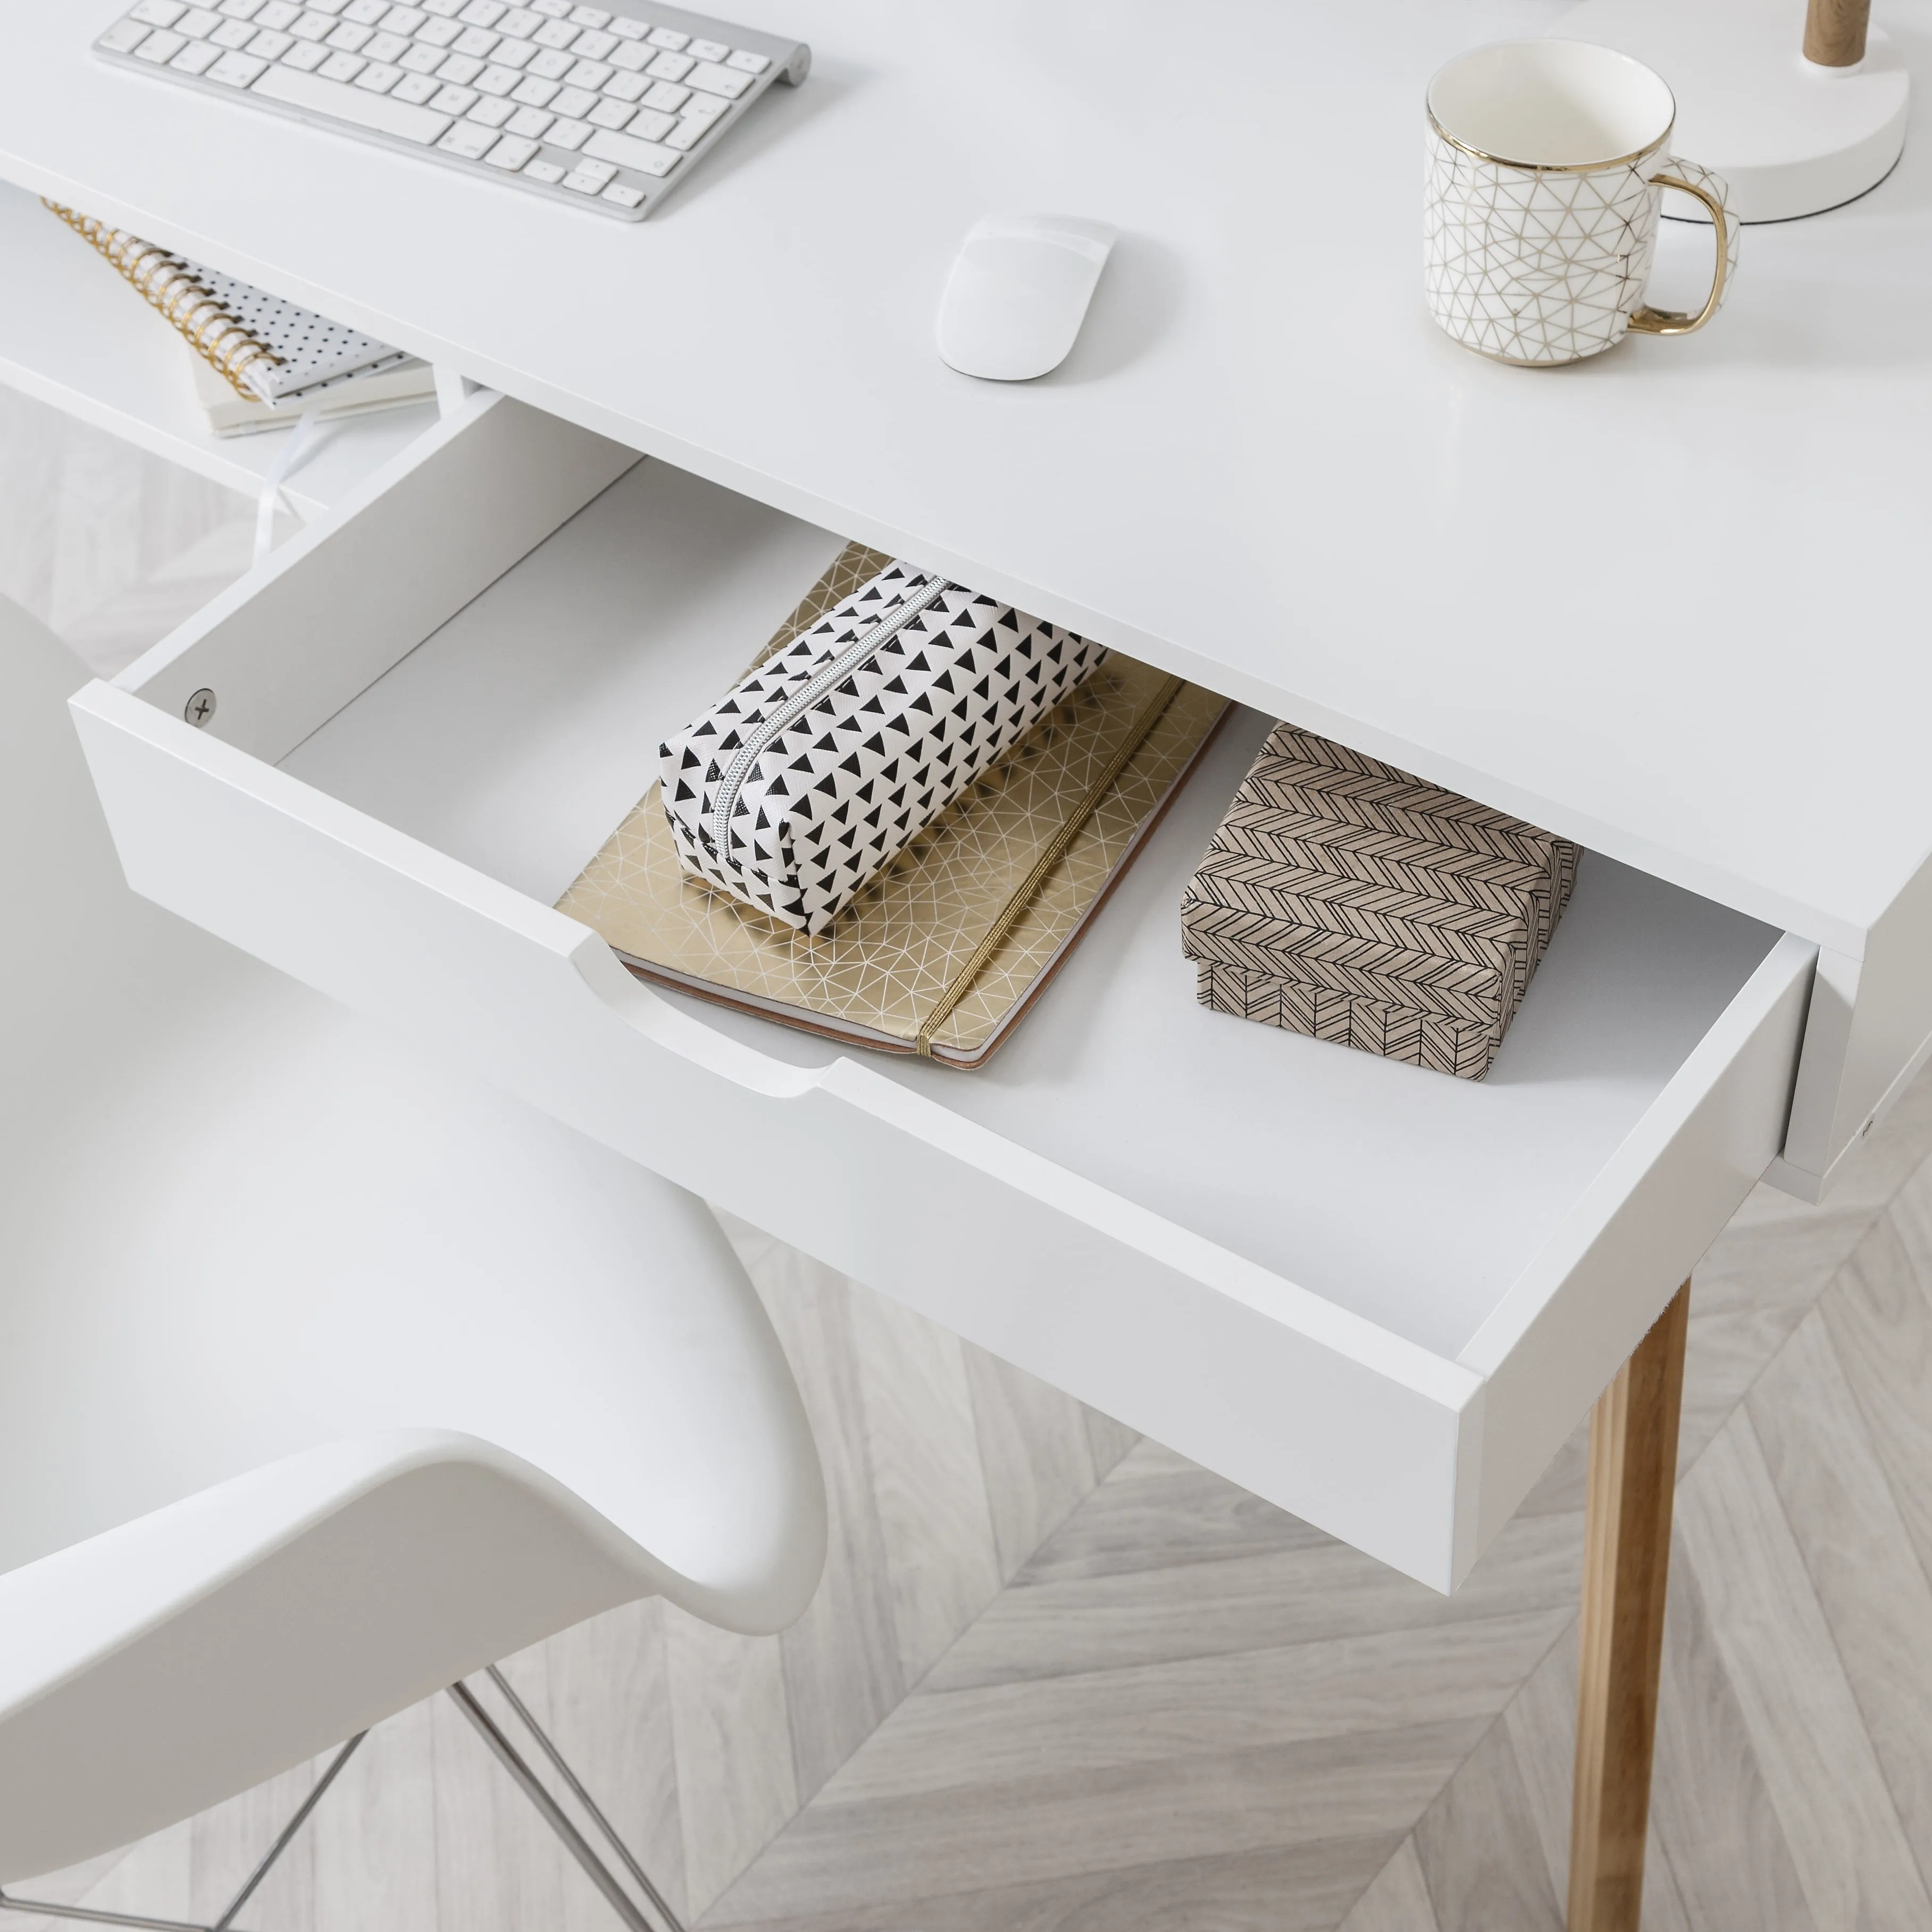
[1424,39,1738,365]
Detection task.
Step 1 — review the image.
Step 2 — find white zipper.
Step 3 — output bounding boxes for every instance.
[709,572,950,864]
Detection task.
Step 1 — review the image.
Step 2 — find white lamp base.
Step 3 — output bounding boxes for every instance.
[1553,0,1910,221]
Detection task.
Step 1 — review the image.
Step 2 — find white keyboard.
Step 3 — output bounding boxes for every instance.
[94,0,808,221]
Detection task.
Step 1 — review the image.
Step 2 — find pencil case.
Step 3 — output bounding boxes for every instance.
[660,559,1108,934]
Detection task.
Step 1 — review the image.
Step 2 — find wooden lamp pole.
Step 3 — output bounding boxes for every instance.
[1805,0,1872,67]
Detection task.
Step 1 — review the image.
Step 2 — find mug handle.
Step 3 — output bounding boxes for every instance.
[1627,160,1736,338]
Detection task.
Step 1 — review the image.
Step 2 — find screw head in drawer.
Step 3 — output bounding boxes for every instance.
[185,689,217,728]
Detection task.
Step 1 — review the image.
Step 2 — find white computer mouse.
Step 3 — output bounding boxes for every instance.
[935,213,1118,382]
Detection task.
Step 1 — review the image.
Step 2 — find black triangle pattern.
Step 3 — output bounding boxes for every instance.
[659,559,1107,935]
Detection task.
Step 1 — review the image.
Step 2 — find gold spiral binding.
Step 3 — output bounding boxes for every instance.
[43,202,283,400]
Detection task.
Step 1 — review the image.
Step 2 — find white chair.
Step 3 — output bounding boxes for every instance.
[0,596,826,1926]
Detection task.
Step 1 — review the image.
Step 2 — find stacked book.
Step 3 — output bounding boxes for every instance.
[46,203,436,437]
[1182,723,1581,1080]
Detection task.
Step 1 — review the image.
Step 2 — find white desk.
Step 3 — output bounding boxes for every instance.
[4,4,1926,1920]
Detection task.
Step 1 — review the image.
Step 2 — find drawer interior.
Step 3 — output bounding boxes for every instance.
[266,445,1786,1364]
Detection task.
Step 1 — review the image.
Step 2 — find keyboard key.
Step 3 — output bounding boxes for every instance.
[362,27,407,56]
[505,103,551,132]
[257,0,303,23]
[483,132,539,166]
[213,18,258,44]
[467,91,514,122]
[318,48,366,76]
[687,36,725,59]
[308,0,350,11]
[391,66,439,95]
[530,0,571,13]
[453,24,498,54]
[546,114,591,147]
[436,51,484,81]
[208,46,267,79]
[587,96,631,126]
[423,0,465,12]
[459,0,506,19]
[684,59,746,96]
[533,18,578,45]
[527,44,572,74]
[414,14,460,41]
[171,37,224,68]
[645,24,685,46]
[662,112,707,147]
[475,61,518,90]
[288,12,333,39]
[551,83,597,115]
[135,29,188,60]
[490,35,535,64]
[679,88,724,121]
[178,9,222,34]
[566,56,610,85]
[512,73,557,102]
[281,40,328,66]
[560,167,602,191]
[607,13,647,36]
[247,26,295,54]
[345,0,390,18]
[437,117,498,154]
[355,58,403,86]
[609,40,650,69]
[602,68,643,98]
[381,4,426,26]
[571,5,611,21]
[583,124,676,172]
[601,181,645,206]
[130,0,187,20]
[430,81,479,108]
[522,156,565,180]
[573,27,615,56]
[398,40,443,66]
[640,76,687,108]
[724,47,766,72]
[646,48,690,78]
[222,0,265,14]
[325,18,372,45]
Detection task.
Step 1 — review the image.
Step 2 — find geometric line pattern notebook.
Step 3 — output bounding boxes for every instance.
[556,543,1231,1068]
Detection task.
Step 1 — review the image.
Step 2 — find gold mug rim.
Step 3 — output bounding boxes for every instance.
[1426,104,1675,174]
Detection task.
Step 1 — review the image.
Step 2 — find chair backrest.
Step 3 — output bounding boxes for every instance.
[0,600,825,1878]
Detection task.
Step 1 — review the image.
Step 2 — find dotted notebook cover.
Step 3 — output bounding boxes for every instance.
[188,262,409,402]
[555,543,1231,1068]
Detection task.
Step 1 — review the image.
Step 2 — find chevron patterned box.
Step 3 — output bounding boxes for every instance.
[1183,724,1583,1080]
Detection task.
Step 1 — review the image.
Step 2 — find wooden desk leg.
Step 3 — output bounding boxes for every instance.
[1567,1281,1690,1932]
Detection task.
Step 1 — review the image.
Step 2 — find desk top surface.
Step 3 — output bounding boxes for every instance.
[5,0,1929,954]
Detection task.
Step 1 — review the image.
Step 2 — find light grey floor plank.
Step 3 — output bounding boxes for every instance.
[1647,1526,1818,1932]
[960,1341,1098,1582]
[1676,1412,1928,1931]
[663,1612,797,1921]
[1414,1718,1562,1932]
[844,1282,1003,1686]
[927,1509,1583,1693]
[1016,1434,1335,1584]
[188,1757,319,1932]
[819,1610,1570,1807]
[311,1701,439,1932]
[1334,1838,1442,1932]
[704,1721,1482,1926]
[700,1837,1396,1932]
[733,1235,906,1805]
[1079,1403,1141,1479]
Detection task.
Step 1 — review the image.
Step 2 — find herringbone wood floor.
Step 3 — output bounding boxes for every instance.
[11,390,1932,1932]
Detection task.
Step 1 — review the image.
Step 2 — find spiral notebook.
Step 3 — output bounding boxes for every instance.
[556,545,1231,1068]
[46,202,415,407]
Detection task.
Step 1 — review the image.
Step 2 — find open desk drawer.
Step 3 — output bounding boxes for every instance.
[71,394,1816,1591]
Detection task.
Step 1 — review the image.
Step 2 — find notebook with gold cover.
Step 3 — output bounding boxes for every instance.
[556,543,1230,1068]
